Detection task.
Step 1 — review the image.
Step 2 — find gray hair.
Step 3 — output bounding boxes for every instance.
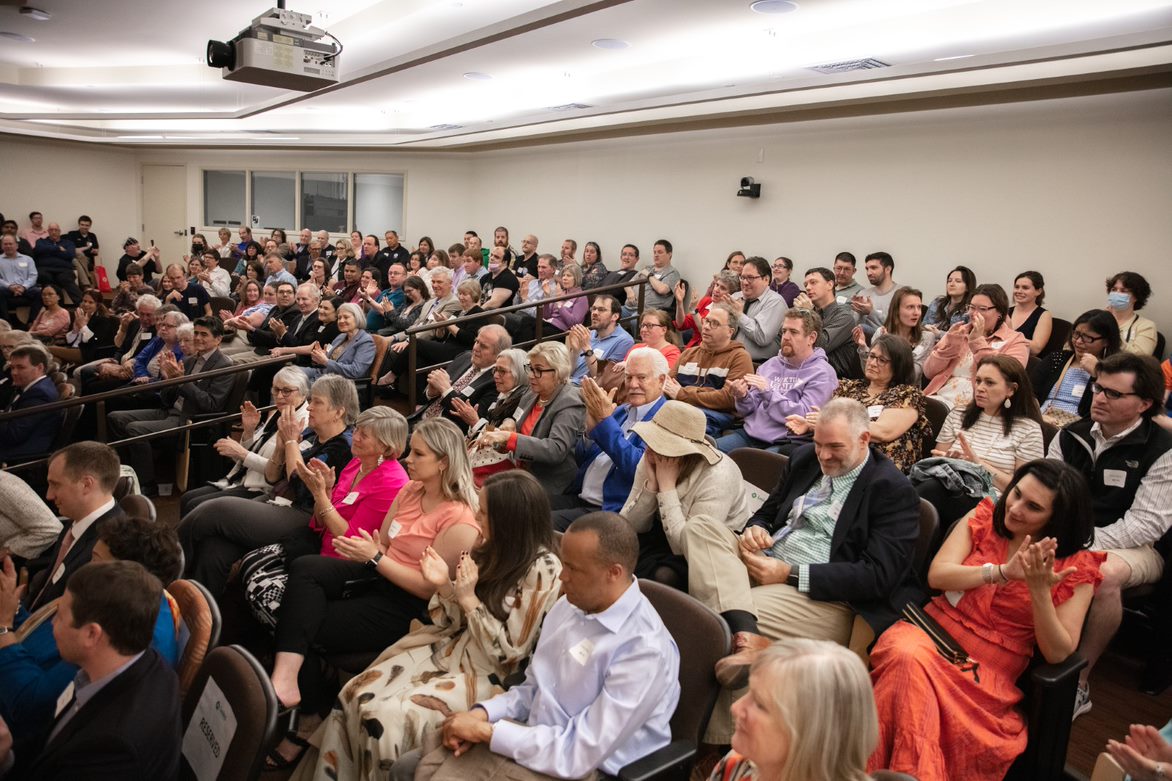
[309,374,360,426]
[715,270,740,294]
[163,311,190,327]
[478,323,512,354]
[527,340,572,384]
[355,407,408,459]
[429,266,452,282]
[625,346,668,378]
[176,323,194,341]
[457,278,482,301]
[272,366,309,398]
[496,347,528,381]
[136,294,162,311]
[297,282,322,302]
[818,397,870,440]
[336,302,366,331]
[0,330,33,348]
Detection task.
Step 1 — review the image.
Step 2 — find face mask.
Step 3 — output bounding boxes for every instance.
[1107,291,1131,311]
[487,262,501,273]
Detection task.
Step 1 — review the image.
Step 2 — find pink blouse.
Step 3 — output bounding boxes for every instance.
[311,457,409,557]
[30,308,71,341]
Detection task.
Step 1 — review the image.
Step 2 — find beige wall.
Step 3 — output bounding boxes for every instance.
[470,87,1172,339]
[3,86,1170,339]
[0,137,139,273]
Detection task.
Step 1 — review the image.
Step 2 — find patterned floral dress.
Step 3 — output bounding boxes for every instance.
[834,380,932,473]
[292,550,563,781]
[867,501,1104,781]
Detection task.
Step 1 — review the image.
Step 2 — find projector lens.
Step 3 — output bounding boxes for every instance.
[206,40,235,69]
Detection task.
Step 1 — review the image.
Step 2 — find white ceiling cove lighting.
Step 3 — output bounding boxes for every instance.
[750,1,799,14]
[0,0,1168,148]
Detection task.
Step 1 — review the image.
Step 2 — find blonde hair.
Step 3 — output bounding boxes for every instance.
[355,407,408,459]
[412,418,478,510]
[752,639,877,781]
[527,340,572,384]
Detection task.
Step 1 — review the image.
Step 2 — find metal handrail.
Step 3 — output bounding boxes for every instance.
[399,276,648,408]
[0,353,295,423]
[2,405,280,474]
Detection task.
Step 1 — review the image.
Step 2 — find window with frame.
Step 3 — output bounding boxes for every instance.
[203,170,245,227]
[301,172,348,234]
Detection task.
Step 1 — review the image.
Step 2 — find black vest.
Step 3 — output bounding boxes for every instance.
[1057,417,1172,529]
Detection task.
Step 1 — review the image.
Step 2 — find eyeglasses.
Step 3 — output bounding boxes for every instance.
[526,365,556,377]
[739,274,763,282]
[1071,331,1104,344]
[865,352,891,366]
[640,322,665,330]
[491,367,512,375]
[966,304,996,313]
[1090,382,1139,401]
[272,386,300,396]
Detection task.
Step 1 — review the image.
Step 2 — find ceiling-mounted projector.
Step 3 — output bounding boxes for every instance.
[207,6,340,91]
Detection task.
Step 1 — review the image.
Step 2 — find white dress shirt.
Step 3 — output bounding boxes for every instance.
[479,579,680,778]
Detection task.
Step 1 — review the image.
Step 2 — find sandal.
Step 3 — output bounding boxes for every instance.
[264,731,310,771]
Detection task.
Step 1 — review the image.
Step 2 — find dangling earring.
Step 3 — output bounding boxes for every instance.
[1004,396,1012,409]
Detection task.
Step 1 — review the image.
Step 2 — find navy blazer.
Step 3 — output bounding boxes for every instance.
[746,444,923,634]
[27,504,127,612]
[419,352,498,433]
[568,395,668,511]
[15,648,181,781]
[0,375,60,461]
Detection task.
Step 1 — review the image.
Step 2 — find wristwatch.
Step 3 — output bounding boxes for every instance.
[785,572,799,588]
[366,551,384,570]
[0,626,13,635]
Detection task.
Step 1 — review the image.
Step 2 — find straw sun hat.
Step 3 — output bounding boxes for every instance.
[631,400,720,466]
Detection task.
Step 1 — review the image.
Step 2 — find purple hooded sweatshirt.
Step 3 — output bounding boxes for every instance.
[734,347,838,443]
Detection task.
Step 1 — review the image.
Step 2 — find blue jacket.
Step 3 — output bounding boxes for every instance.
[302,329,375,382]
[569,396,667,511]
[132,337,184,379]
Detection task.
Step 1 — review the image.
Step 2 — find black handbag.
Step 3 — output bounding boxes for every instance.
[902,601,980,683]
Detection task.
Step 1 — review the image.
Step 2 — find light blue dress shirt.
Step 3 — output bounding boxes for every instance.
[479,579,680,778]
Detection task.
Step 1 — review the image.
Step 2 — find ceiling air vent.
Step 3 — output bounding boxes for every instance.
[546,103,593,112]
[428,123,464,131]
[808,58,889,75]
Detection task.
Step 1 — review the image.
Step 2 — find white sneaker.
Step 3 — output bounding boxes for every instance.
[1072,683,1092,720]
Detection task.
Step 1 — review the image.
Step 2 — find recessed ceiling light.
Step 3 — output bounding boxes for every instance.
[463,72,492,81]
[934,54,974,61]
[19,6,51,21]
[0,31,35,43]
[591,38,629,50]
[750,0,798,14]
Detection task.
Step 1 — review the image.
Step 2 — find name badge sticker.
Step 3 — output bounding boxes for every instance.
[387,520,403,538]
[55,682,75,717]
[866,404,884,420]
[568,638,594,666]
[188,297,199,305]
[1103,469,1128,488]
[341,491,359,506]
[1070,383,1086,399]
[299,440,313,451]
